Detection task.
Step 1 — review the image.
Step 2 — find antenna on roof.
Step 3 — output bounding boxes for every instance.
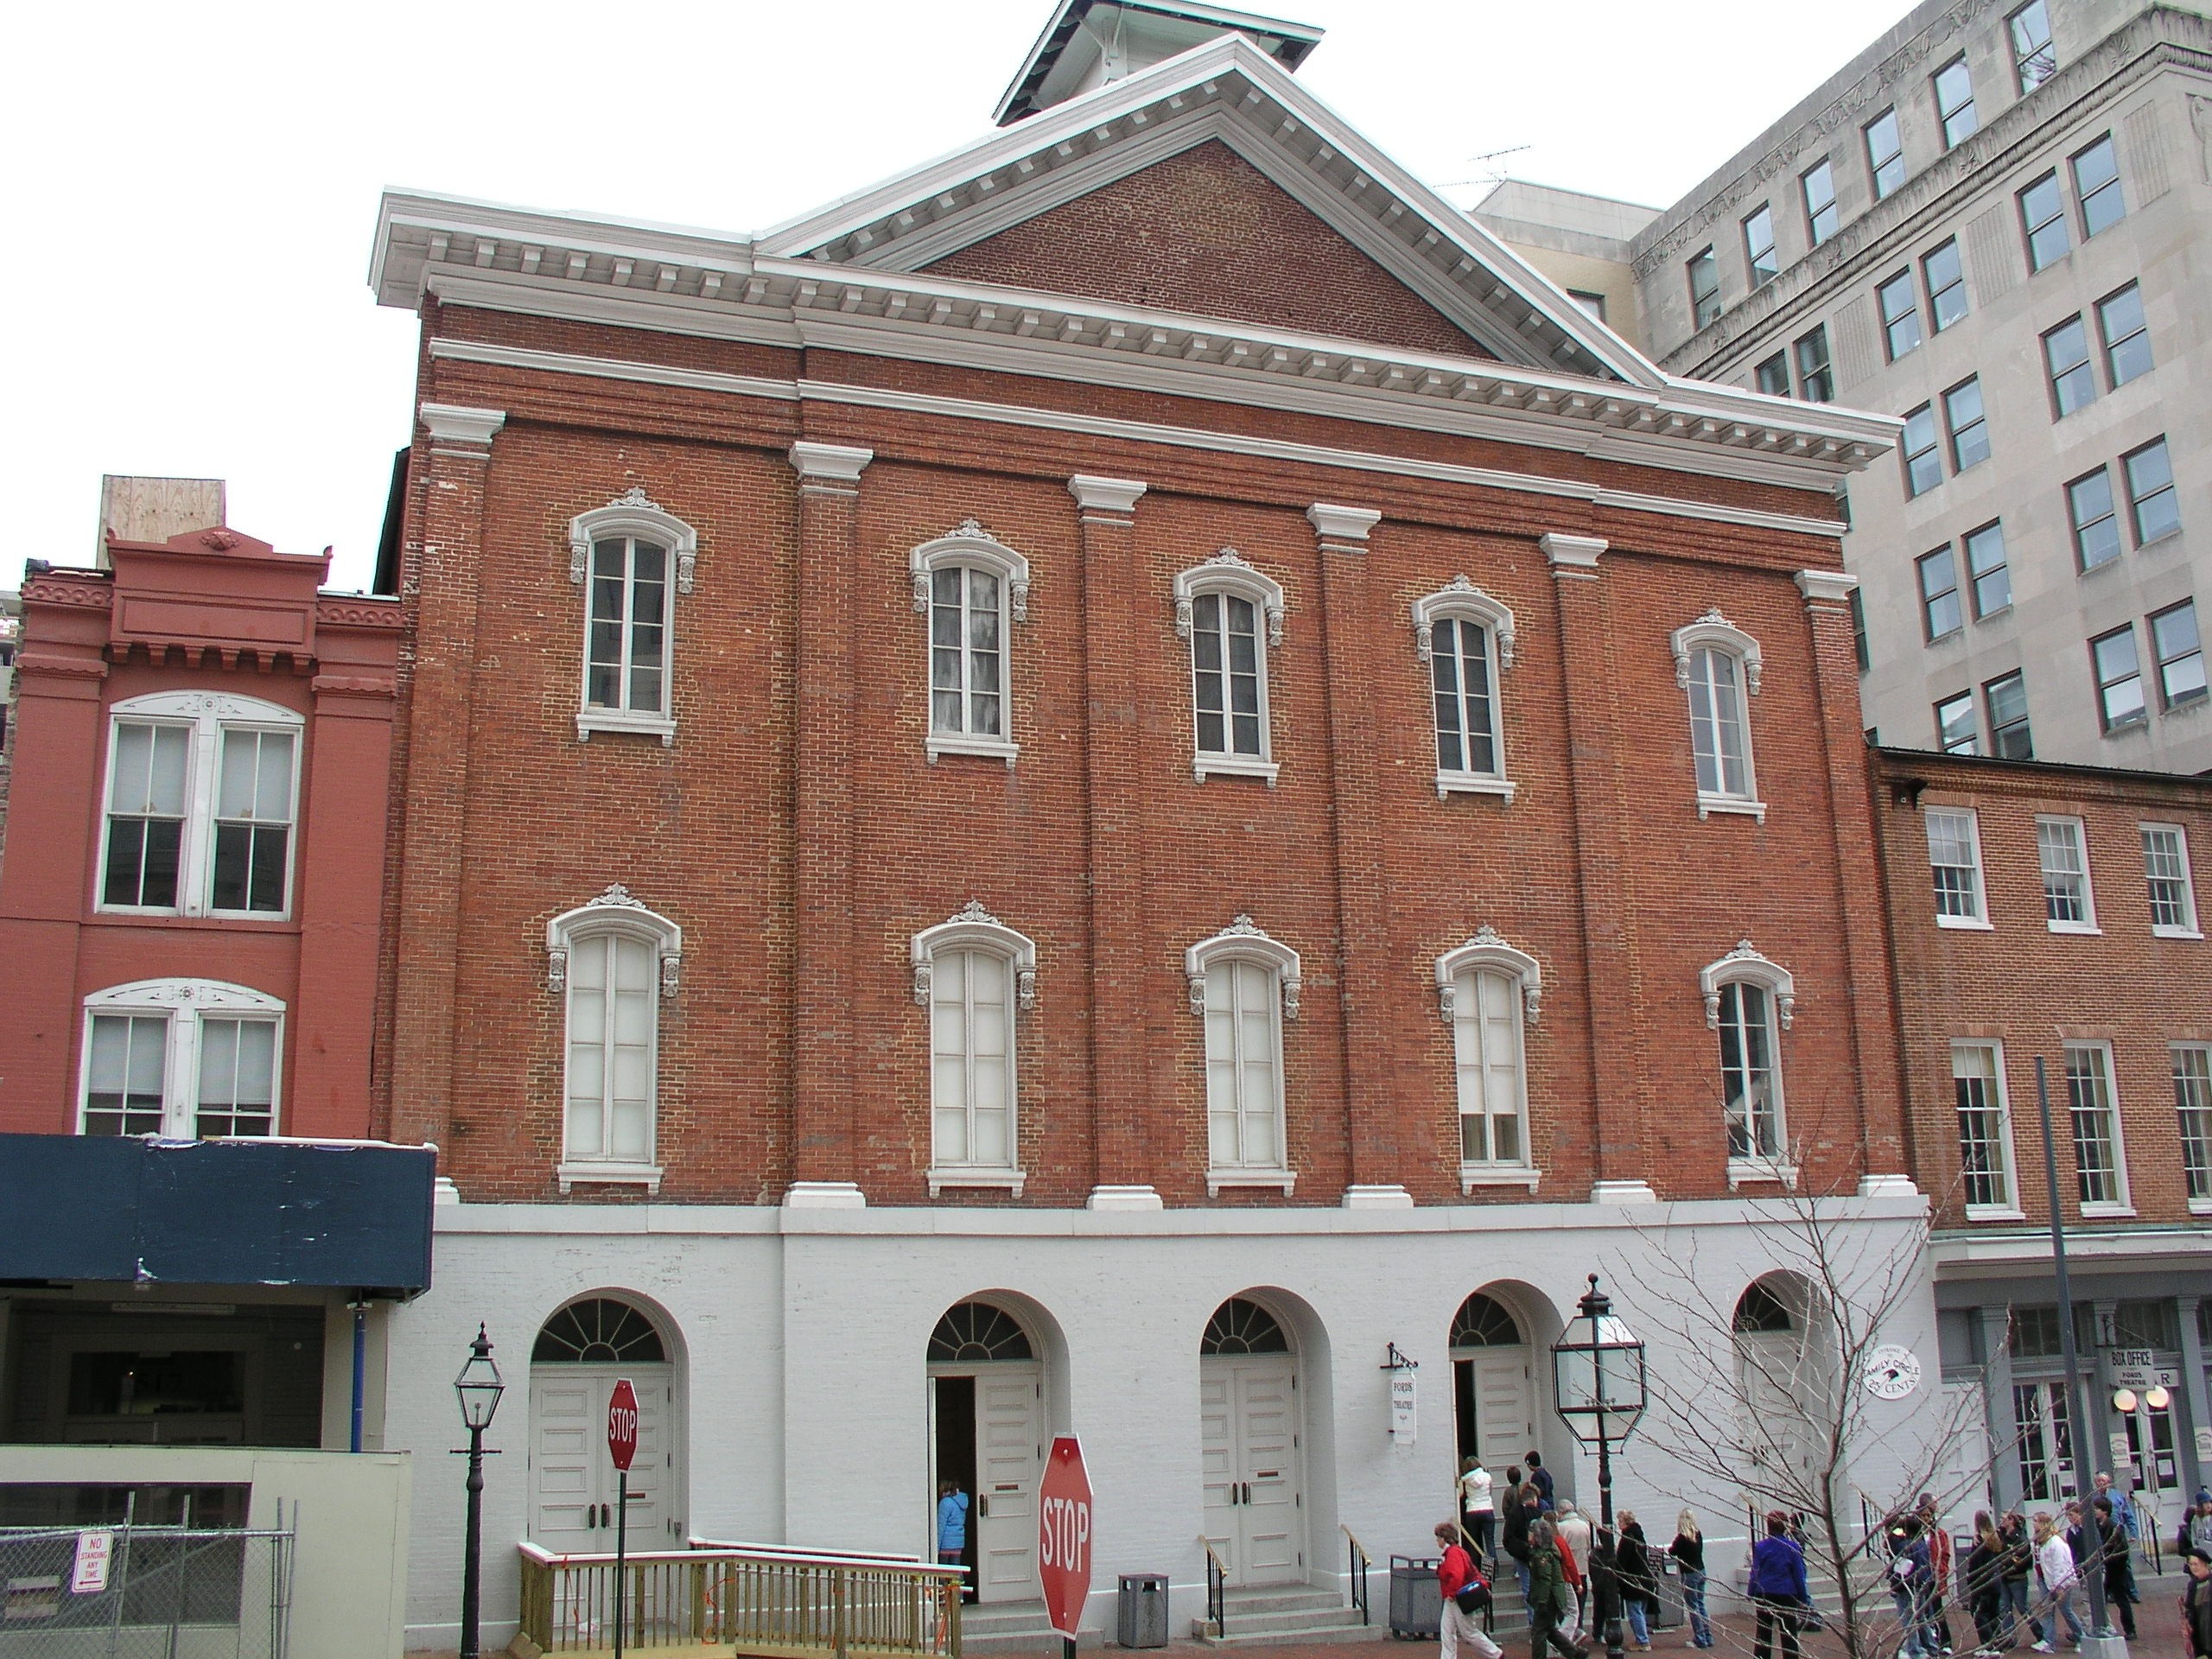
[1439,145,1533,194]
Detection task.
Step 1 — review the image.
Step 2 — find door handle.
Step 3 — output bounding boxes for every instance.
[979,1497,989,1518]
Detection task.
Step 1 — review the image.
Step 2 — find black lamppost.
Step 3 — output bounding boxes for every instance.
[454,1325,506,1659]
[1552,1276,1649,1659]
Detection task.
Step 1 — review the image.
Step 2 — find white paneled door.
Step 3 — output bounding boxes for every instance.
[1470,1350,1534,1465]
[1200,1356,1303,1586]
[529,1364,673,1549]
[975,1367,1043,1601]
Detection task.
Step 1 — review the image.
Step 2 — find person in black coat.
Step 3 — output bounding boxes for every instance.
[1615,1513,1657,1652]
[2183,1548,2212,1659]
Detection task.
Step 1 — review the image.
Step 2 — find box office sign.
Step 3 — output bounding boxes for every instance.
[2104,1348,2180,1390]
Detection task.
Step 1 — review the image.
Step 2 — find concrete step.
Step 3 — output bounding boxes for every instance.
[1198,1617,1387,1646]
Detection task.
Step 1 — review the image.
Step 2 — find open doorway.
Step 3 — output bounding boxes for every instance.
[931,1374,978,1600]
[926,1301,1043,1605]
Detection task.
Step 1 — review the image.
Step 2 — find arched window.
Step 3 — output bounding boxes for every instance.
[1414,577,1517,800]
[912,902,1037,1193]
[1700,941,1796,1186]
[928,1300,1035,1363]
[548,885,682,1192]
[1436,929,1541,1188]
[79,980,285,1141]
[1671,609,1764,820]
[1187,918,1300,1193]
[1202,1298,1292,1356]
[1451,1293,1524,1349]
[1732,1283,1797,1333]
[532,1298,669,1363]
[912,520,1030,767]
[1174,550,1285,784]
[569,488,697,745]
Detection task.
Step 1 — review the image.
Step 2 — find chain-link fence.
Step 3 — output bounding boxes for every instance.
[0,1510,293,1658]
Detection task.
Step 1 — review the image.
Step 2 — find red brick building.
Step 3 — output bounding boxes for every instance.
[359,8,1932,1650]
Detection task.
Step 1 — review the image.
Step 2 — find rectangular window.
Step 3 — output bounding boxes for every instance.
[1567,289,1606,321]
[1850,587,1871,672]
[1802,160,1839,245]
[1743,205,1779,286]
[2173,1045,2212,1203]
[1904,405,1943,498]
[82,1014,169,1136]
[2098,283,2152,386]
[194,1017,278,1139]
[2124,437,2179,543]
[930,949,1015,1172]
[2068,467,2122,570]
[2014,1379,2075,1502]
[2044,316,2095,417]
[2143,824,2200,934]
[1919,545,1963,639]
[1205,958,1284,1173]
[209,728,295,915]
[2021,172,2070,270]
[1192,592,1266,760]
[1866,109,1906,199]
[1927,806,1988,925]
[564,931,658,1166]
[2037,816,2096,930]
[1688,246,1721,327]
[586,536,669,716]
[1794,325,1835,403]
[1718,982,1783,1161]
[1879,269,1924,359]
[1934,57,1979,149]
[1924,238,1969,331]
[1936,692,1979,753]
[1986,671,2033,759]
[1430,617,1500,781]
[101,721,190,911]
[2010,1,2057,91]
[1946,378,1991,473]
[2063,1042,2127,1209]
[1965,520,2011,616]
[2073,135,2125,237]
[1954,1042,2015,1211]
[1684,646,1752,800]
[929,566,1004,738]
[1452,968,1526,1166]
[2093,626,2146,729]
[2152,601,2207,710]
[1754,353,1790,397]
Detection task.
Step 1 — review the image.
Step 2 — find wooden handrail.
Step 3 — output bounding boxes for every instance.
[1339,1524,1372,1568]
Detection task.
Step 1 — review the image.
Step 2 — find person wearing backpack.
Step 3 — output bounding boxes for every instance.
[1436,1521,1504,1659]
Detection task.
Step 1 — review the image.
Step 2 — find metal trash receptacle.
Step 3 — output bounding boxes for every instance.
[1118,1573,1170,1648]
[1649,1557,1684,1630]
[1389,1555,1442,1640]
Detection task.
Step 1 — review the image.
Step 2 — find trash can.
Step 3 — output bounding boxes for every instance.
[1117,1573,1169,1648]
[1389,1555,1442,1640]
[1649,1556,1684,1631]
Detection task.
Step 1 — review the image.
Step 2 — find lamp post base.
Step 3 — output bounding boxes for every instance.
[2077,1636,2129,1659]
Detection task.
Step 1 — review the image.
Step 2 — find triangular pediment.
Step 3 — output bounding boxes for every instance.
[760,34,1660,385]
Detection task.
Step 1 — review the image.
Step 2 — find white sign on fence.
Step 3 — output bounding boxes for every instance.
[70,1530,113,1595]
[1390,1370,1418,1442]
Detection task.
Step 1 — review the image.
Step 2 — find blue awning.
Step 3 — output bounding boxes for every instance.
[0,1135,435,1296]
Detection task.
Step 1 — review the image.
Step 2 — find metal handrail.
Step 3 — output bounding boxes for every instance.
[1341,1527,1371,1626]
[1200,1536,1229,1637]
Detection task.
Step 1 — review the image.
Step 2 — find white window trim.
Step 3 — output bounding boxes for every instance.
[912,899,1037,1195]
[1927,805,1995,930]
[1413,575,1518,801]
[2036,815,2101,934]
[1701,941,1797,1189]
[912,518,1030,769]
[2141,822,2203,938]
[1187,915,1299,1192]
[1671,608,1765,822]
[546,883,681,1192]
[1953,1038,2026,1220]
[97,692,306,921]
[1435,927,1542,1191]
[2065,1039,2135,1216]
[2177,1041,2212,1217]
[1174,549,1284,785]
[79,979,286,1141]
[569,487,696,746]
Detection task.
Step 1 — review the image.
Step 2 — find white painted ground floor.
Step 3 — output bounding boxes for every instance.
[383,1192,1940,1653]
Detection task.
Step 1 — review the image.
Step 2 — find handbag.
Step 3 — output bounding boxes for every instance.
[1794,1600,1825,1635]
[1455,1581,1493,1614]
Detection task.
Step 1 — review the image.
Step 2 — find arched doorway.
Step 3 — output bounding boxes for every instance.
[1450,1291,1535,1471]
[1732,1277,1823,1501]
[527,1296,678,1550]
[928,1300,1044,1605]
[1199,1296,1305,1587]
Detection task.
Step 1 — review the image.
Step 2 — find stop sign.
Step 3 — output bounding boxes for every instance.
[607,1378,639,1473]
[1037,1435,1093,1640]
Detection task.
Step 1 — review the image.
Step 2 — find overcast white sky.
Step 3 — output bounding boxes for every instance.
[3,0,1911,593]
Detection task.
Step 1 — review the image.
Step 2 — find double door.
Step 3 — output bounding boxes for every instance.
[929,1365,1044,1604]
[529,1364,672,1550]
[1201,1356,1302,1586]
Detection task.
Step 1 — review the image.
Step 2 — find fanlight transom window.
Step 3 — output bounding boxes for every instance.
[1451,1293,1523,1349]
[928,1300,1035,1363]
[1732,1282,1797,1333]
[1201,1298,1291,1356]
[532,1298,669,1363]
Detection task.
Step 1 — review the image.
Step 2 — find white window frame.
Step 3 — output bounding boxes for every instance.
[546,883,682,1192]
[1413,577,1517,801]
[2141,823,2202,938]
[2063,1039,2133,1216]
[912,900,1037,1194]
[96,692,306,921]
[912,519,1030,768]
[1925,805,1993,930]
[1700,942,1796,1189]
[569,488,696,746]
[1952,1039,2024,1219]
[1186,916,1299,1194]
[1671,610,1764,821]
[78,980,286,1141]
[1174,550,1284,785]
[2171,1042,2212,1217]
[1435,928,1541,1192]
[2037,816,2100,935]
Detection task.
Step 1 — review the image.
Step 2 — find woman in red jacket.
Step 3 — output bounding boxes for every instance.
[1437,1521,1504,1659]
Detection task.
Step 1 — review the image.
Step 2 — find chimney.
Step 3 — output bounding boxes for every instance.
[96,475,226,569]
[995,0,1322,126]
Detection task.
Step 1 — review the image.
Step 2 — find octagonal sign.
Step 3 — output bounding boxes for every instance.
[1037,1435,1093,1640]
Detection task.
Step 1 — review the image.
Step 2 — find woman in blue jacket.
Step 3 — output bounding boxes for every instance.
[1748,1510,1809,1659]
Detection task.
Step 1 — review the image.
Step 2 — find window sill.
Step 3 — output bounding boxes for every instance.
[2079,1202,2137,1218]
[2047,922,2101,936]
[1727,1158,1800,1192]
[1194,754,1279,786]
[1964,1205,2027,1223]
[1437,772,1516,803]
[2152,926,2204,941]
[1461,1166,1541,1193]
[1697,794,1767,823]
[1207,1168,1296,1197]
[1936,914,1994,931]
[927,1166,1027,1197]
[2190,1198,2212,1217]
[577,709,676,747]
[926,734,1018,769]
[556,1160,664,1194]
